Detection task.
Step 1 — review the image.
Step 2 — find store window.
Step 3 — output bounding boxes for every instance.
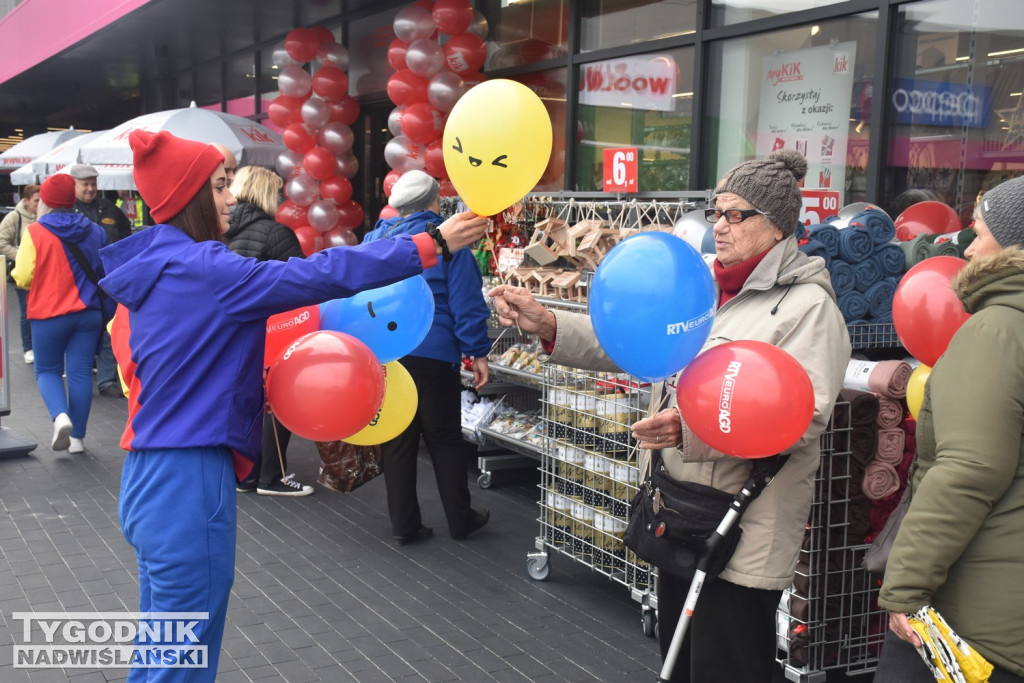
[710,0,848,28]
[349,8,397,97]
[884,0,1024,225]
[225,54,257,117]
[176,73,194,109]
[512,68,567,191]
[579,0,696,53]
[705,14,877,216]
[481,0,569,71]
[576,48,694,193]
[195,64,222,110]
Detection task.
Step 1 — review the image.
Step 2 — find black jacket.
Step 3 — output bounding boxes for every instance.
[225,202,303,262]
[75,197,132,243]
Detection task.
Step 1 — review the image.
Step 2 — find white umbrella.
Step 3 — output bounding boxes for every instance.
[0,128,86,172]
[10,131,135,190]
[79,103,284,168]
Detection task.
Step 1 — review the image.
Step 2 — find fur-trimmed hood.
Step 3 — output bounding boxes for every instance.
[954,246,1024,315]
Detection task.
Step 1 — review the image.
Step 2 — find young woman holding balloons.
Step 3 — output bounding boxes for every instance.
[489,149,851,682]
[97,130,488,682]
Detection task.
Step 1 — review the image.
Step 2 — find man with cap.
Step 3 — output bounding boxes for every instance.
[363,169,493,546]
[68,163,132,398]
[877,176,1024,682]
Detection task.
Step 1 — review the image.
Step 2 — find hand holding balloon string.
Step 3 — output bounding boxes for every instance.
[487,283,555,339]
[437,211,489,253]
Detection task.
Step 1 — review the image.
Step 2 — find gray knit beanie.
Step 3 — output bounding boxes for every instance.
[389,170,440,215]
[979,176,1024,248]
[713,149,808,236]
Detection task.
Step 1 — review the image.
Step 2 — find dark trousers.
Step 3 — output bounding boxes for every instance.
[657,573,782,682]
[876,628,1024,683]
[382,356,475,538]
[16,286,31,352]
[257,413,293,487]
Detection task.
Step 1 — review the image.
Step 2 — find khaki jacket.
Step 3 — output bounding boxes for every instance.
[879,247,1024,676]
[0,201,35,265]
[545,237,850,589]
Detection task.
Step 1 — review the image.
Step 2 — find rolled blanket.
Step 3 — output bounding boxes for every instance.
[864,278,897,319]
[874,243,906,278]
[900,416,917,454]
[853,257,882,293]
[868,489,903,534]
[837,227,874,263]
[851,425,878,468]
[876,395,903,429]
[829,260,856,294]
[807,223,840,256]
[844,359,913,399]
[896,449,915,486]
[795,223,807,242]
[848,209,896,244]
[931,239,960,257]
[799,239,830,265]
[875,428,906,465]
[839,388,880,426]
[837,290,869,322]
[862,461,900,500]
[899,235,932,270]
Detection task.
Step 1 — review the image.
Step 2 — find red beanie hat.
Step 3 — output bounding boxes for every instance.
[129,130,225,223]
[40,174,77,209]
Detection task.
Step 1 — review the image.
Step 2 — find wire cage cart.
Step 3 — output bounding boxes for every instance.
[776,400,888,682]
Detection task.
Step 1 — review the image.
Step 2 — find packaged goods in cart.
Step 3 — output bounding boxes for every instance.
[570,497,595,560]
[593,511,612,571]
[583,452,610,509]
[609,458,639,517]
[626,550,652,589]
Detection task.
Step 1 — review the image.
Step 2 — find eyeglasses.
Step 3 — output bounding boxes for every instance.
[704,208,766,224]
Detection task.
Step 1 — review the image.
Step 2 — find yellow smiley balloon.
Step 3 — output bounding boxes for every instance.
[905,363,931,421]
[343,361,418,446]
[443,78,554,216]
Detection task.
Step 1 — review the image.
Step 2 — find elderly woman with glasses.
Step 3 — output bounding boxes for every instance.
[489,149,850,682]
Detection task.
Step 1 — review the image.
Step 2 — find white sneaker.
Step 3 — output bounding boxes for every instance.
[51,413,73,451]
[24,350,33,364]
[68,438,85,454]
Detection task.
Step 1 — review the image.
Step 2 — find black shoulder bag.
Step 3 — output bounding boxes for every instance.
[61,239,116,323]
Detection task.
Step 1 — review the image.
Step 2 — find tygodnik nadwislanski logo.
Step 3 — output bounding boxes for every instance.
[12,612,208,669]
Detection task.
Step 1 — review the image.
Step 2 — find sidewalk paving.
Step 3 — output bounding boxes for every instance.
[0,283,660,682]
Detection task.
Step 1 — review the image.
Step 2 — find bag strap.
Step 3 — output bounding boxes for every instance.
[61,238,102,288]
[14,212,22,248]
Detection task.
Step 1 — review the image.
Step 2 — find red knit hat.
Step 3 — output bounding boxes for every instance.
[40,173,77,209]
[129,130,225,223]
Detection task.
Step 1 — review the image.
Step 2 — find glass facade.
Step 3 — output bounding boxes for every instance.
[578,0,696,53]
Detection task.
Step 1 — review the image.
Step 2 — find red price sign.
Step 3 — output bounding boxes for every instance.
[603,147,638,193]
[799,189,841,226]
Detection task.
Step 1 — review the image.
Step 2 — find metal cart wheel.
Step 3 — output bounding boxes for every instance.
[477,472,492,489]
[642,610,657,638]
[526,555,550,581]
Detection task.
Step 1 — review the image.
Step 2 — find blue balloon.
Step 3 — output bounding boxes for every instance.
[320,276,435,364]
[700,225,716,254]
[590,232,716,382]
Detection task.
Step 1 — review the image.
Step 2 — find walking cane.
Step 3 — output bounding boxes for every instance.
[658,453,789,682]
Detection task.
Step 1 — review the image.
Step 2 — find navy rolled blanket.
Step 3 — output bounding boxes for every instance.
[837,227,874,263]
[807,223,840,257]
[874,243,906,278]
[848,209,896,244]
[853,258,882,293]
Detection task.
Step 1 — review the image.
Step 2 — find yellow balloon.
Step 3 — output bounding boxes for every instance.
[906,363,931,421]
[343,361,418,446]
[442,79,553,216]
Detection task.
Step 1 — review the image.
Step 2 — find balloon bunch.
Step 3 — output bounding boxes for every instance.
[269,27,364,256]
[382,0,489,219]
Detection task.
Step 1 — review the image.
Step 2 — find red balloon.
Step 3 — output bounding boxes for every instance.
[327,96,359,126]
[379,205,400,220]
[892,256,971,366]
[414,0,435,8]
[310,26,335,45]
[387,69,430,106]
[438,178,457,198]
[293,225,324,256]
[336,200,365,230]
[283,123,317,154]
[268,96,306,128]
[383,170,402,197]
[266,331,385,441]
[303,147,338,181]
[676,341,815,458]
[443,33,487,75]
[400,102,444,145]
[285,28,320,63]
[264,305,320,369]
[312,65,349,102]
[895,201,961,241]
[319,175,353,205]
[424,139,447,179]
[275,200,308,229]
[387,38,410,72]
[432,0,473,35]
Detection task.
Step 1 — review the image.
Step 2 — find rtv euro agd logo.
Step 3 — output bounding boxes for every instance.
[12,612,208,669]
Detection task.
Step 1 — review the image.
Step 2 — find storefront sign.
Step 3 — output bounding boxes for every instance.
[890,78,992,128]
[800,189,841,226]
[757,42,857,214]
[579,55,678,112]
[603,147,638,192]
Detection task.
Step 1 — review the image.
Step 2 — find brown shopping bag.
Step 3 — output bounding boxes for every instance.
[315,440,383,493]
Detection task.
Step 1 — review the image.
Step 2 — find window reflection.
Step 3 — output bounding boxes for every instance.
[480,0,569,70]
[579,0,696,53]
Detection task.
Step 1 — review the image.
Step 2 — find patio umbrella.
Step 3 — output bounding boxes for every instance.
[10,130,107,185]
[78,103,284,168]
[0,128,85,172]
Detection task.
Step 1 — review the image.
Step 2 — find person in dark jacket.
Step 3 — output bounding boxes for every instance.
[69,163,132,398]
[225,165,312,496]
[12,174,108,455]
[363,170,492,546]
[100,131,487,681]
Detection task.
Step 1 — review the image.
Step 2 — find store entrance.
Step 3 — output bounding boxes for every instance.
[354,99,394,234]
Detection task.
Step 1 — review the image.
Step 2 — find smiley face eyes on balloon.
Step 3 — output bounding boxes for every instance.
[367,301,400,333]
[451,136,508,169]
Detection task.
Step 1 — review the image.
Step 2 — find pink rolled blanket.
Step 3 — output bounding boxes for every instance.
[844,359,913,399]
[862,461,900,500]
[875,428,906,465]
[876,395,903,429]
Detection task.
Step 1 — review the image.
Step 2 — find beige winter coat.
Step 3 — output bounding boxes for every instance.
[0,200,36,267]
[544,236,851,589]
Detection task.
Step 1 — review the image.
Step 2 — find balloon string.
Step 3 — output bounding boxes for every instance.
[271,411,286,481]
[485,220,523,336]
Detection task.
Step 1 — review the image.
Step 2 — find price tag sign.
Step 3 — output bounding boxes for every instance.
[603,147,638,193]
[799,189,841,226]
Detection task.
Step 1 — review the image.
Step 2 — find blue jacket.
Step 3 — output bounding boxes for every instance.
[364,210,491,365]
[99,223,431,467]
